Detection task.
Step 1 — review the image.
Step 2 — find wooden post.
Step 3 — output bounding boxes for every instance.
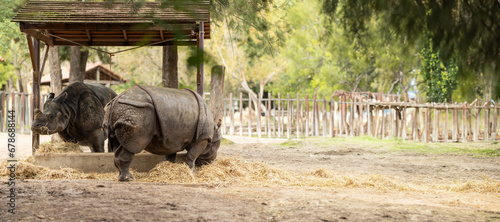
[452,107,457,141]
[462,102,467,142]
[295,93,300,139]
[484,103,489,141]
[350,97,355,137]
[196,22,205,96]
[239,93,243,136]
[433,106,438,142]
[330,95,335,137]
[27,36,41,154]
[367,101,371,137]
[257,95,262,138]
[248,95,252,137]
[444,105,448,142]
[305,93,309,137]
[268,93,272,138]
[229,93,234,135]
[209,65,225,129]
[474,106,479,141]
[322,95,327,137]
[277,93,281,137]
[402,104,406,141]
[312,92,317,136]
[287,93,291,138]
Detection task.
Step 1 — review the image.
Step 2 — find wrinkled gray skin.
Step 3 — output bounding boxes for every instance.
[104,85,221,181]
[31,82,117,152]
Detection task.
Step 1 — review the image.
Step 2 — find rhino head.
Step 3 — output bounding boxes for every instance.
[31,92,69,135]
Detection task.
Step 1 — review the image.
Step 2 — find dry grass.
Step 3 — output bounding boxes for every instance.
[1,156,498,194]
[37,142,83,153]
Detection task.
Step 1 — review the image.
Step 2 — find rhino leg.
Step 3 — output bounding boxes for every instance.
[89,129,105,152]
[165,153,176,163]
[114,145,135,182]
[185,140,209,170]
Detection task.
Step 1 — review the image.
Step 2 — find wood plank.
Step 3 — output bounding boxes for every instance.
[239,93,243,136]
[305,93,309,137]
[229,93,234,135]
[278,93,281,138]
[248,95,252,137]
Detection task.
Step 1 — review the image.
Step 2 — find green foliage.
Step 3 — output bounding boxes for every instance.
[320,0,500,99]
[420,41,458,102]
[0,62,15,87]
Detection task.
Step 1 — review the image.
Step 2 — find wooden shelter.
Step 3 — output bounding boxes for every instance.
[12,1,210,152]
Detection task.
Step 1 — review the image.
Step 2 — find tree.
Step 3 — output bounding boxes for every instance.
[420,41,458,103]
[69,46,89,84]
[162,46,178,88]
[320,0,500,99]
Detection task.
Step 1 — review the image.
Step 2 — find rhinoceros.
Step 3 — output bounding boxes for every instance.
[103,85,221,181]
[31,82,117,152]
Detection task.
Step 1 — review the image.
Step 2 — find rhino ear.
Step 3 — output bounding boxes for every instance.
[54,92,68,103]
[48,93,55,99]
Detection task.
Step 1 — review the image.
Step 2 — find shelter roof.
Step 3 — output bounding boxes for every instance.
[12,1,210,46]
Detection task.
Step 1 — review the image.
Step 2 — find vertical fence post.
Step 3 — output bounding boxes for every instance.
[492,101,498,140]
[312,92,317,136]
[257,95,262,138]
[286,93,291,139]
[322,95,327,137]
[277,93,281,138]
[402,103,406,141]
[484,102,490,141]
[433,105,438,142]
[268,93,272,138]
[305,93,309,137]
[367,100,371,137]
[474,105,479,141]
[239,93,243,136]
[350,96,354,137]
[248,95,252,137]
[444,105,448,142]
[462,102,467,142]
[296,93,300,138]
[330,95,335,137]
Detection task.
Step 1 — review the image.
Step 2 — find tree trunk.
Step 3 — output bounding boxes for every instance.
[49,46,63,96]
[79,48,89,80]
[69,46,86,83]
[14,68,24,92]
[49,46,63,142]
[162,46,178,88]
[209,66,225,123]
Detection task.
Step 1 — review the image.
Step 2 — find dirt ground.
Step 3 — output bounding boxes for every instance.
[2,135,500,221]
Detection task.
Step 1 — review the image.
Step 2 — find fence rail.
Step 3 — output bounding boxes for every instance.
[220,92,500,142]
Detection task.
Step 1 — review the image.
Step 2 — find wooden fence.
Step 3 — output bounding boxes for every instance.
[220,92,500,142]
[2,90,499,142]
[0,92,50,134]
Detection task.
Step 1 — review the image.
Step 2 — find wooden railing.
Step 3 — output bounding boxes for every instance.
[220,92,500,142]
[0,92,50,134]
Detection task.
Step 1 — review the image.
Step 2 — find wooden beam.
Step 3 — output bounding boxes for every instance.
[86,30,92,42]
[21,23,204,33]
[27,36,41,154]
[160,30,164,41]
[23,29,54,46]
[122,30,128,41]
[196,22,204,96]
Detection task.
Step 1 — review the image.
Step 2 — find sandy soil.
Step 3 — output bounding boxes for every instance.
[1,135,500,221]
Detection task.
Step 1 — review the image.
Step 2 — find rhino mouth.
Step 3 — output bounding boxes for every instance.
[31,126,57,135]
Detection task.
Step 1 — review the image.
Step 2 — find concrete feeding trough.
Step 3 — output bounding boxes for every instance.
[33,152,187,173]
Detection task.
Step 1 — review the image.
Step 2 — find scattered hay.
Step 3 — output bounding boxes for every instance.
[1,156,498,194]
[37,142,82,153]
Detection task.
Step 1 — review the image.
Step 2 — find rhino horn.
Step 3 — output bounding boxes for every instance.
[54,92,68,103]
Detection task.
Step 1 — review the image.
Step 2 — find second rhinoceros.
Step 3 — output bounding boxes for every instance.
[31,82,117,152]
[103,85,221,181]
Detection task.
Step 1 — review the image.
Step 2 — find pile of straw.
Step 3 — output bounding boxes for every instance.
[1,156,498,194]
[37,142,83,153]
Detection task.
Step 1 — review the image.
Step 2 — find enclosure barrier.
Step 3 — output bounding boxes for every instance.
[2,91,499,142]
[0,91,49,134]
[220,92,500,142]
